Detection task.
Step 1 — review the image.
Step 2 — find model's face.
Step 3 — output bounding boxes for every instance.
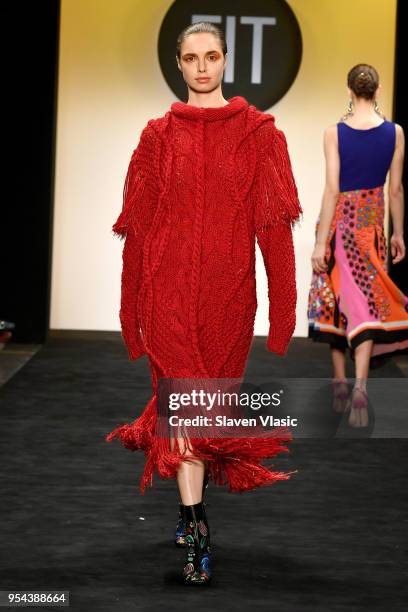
[176,32,227,93]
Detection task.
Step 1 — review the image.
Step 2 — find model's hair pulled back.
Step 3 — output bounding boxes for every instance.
[347,64,379,100]
[176,21,227,59]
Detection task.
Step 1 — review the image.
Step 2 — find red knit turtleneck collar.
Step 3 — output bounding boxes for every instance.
[170,95,249,121]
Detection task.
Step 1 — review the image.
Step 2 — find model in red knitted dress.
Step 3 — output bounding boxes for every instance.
[106,22,302,585]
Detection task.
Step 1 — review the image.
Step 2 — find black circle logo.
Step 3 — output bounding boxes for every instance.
[158,0,302,110]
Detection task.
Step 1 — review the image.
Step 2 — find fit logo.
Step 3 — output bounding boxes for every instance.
[192,15,277,84]
[158,0,302,110]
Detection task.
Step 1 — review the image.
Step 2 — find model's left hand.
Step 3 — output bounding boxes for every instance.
[390,234,406,264]
[311,243,328,274]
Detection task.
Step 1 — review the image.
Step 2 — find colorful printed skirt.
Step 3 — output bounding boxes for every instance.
[308,185,408,357]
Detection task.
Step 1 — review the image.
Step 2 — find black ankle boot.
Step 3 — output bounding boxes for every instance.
[182,501,212,585]
[174,470,209,547]
[175,503,187,547]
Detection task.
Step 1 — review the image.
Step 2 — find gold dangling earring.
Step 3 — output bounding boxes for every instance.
[341,98,354,122]
[374,99,386,119]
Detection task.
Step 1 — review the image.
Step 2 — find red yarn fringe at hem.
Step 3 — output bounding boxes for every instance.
[105,394,296,495]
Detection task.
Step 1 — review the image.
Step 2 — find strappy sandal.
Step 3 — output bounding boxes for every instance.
[332,379,350,413]
[347,387,369,427]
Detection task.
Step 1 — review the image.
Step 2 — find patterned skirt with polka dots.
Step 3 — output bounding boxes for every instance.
[307,184,408,358]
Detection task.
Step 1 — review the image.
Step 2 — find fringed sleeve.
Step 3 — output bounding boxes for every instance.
[252,120,303,356]
[112,159,147,239]
[112,123,159,360]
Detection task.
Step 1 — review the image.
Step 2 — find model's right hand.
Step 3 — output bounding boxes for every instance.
[311,243,328,274]
[390,234,406,264]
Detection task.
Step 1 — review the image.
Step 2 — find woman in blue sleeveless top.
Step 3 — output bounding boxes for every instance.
[308,64,408,424]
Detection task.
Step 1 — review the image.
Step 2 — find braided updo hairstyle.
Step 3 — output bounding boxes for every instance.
[341,63,385,121]
[347,64,379,100]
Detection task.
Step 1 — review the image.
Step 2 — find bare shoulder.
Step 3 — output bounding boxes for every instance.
[394,122,405,142]
[324,124,338,141]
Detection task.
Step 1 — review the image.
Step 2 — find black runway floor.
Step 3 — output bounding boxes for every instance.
[0,333,407,611]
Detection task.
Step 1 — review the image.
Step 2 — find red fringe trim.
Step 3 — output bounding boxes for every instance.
[105,394,296,495]
[257,127,303,231]
[112,151,147,240]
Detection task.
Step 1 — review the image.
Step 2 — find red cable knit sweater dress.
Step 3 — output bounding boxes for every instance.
[106,96,303,494]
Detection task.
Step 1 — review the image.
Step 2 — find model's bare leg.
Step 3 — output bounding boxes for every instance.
[170,436,205,505]
[354,340,373,382]
[349,340,372,427]
[330,347,349,412]
[331,347,347,380]
[177,457,205,505]
[171,436,211,585]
